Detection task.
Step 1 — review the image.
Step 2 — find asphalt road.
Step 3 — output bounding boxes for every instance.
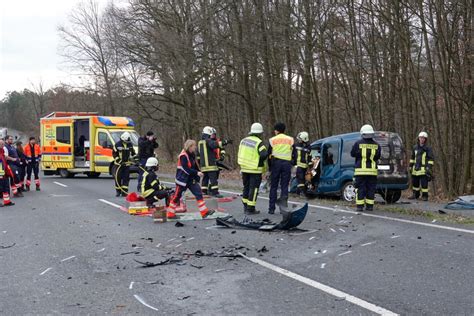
[1,175,473,315]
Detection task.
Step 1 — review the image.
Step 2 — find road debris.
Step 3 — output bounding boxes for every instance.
[175,221,185,227]
[0,243,15,249]
[134,257,183,268]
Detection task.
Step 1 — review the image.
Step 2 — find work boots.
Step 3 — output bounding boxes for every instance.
[421,195,428,202]
[245,206,260,215]
[36,186,41,191]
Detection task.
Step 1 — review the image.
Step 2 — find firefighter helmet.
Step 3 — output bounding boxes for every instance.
[202,126,213,136]
[418,131,428,138]
[249,123,264,134]
[297,131,309,142]
[360,124,375,138]
[120,131,131,142]
[145,157,159,167]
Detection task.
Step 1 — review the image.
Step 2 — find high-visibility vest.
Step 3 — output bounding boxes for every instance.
[24,144,41,159]
[269,133,294,161]
[410,147,434,176]
[354,143,379,176]
[141,170,164,198]
[0,161,4,177]
[198,139,219,172]
[238,136,265,174]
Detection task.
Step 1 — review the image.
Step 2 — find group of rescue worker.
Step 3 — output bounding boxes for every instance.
[0,135,42,207]
[111,122,434,217]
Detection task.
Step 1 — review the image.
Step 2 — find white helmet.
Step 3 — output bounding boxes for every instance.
[121,131,131,142]
[418,131,428,138]
[211,127,217,135]
[202,126,213,136]
[297,131,309,142]
[249,123,263,134]
[145,157,159,167]
[360,124,375,138]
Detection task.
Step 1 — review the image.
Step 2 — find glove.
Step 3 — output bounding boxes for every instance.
[222,139,233,146]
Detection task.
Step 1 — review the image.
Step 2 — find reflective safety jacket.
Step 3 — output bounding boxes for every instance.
[410,144,434,176]
[141,169,166,198]
[269,133,294,161]
[293,142,311,169]
[175,150,200,186]
[24,143,41,162]
[238,135,268,174]
[198,135,221,172]
[113,140,136,166]
[351,138,381,176]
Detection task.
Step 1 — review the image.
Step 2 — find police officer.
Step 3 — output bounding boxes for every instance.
[351,124,381,212]
[198,126,231,198]
[140,157,171,207]
[409,131,434,201]
[268,123,294,214]
[293,131,311,196]
[137,131,159,192]
[4,135,22,197]
[238,123,268,214]
[112,132,136,197]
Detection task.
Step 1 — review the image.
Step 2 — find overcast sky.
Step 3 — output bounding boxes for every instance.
[0,0,110,99]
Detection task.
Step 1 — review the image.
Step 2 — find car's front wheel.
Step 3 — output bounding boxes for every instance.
[381,190,402,204]
[341,181,356,202]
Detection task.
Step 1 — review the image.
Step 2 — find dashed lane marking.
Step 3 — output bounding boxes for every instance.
[39,267,52,276]
[361,242,376,247]
[53,181,68,188]
[61,255,76,262]
[338,251,352,257]
[240,253,398,315]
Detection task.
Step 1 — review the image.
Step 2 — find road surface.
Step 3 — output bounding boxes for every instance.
[0,175,472,315]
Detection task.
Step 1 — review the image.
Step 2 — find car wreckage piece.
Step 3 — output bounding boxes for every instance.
[216,203,308,231]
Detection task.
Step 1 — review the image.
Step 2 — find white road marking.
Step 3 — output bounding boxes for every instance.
[49,194,73,197]
[432,219,437,223]
[361,242,376,247]
[40,267,52,275]
[339,228,346,233]
[213,188,474,235]
[134,294,159,311]
[186,237,195,242]
[167,238,176,242]
[129,281,134,290]
[309,236,315,241]
[330,228,337,233]
[53,181,68,187]
[97,248,106,252]
[175,243,182,248]
[61,255,76,262]
[98,199,122,209]
[390,235,401,239]
[156,243,162,248]
[338,251,352,257]
[240,253,398,315]
[321,263,326,269]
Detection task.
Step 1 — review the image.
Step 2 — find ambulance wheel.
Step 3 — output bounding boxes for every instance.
[86,172,101,178]
[59,169,75,178]
[341,181,356,202]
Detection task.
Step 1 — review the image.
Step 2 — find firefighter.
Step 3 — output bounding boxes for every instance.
[268,123,294,214]
[168,140,214,219]
[24,136,41,191]
[210,128,231,190]
[137,131,159,192]
[238,123,268,214]
[0,140,14,206]
[198,126,231,197]
[112,131,136,197]
[293,131,311,196]
[4,135,23,197]
[16,142,27,192]
[409,131,434,201]
[351,124,381,212]
[140,157,171,207]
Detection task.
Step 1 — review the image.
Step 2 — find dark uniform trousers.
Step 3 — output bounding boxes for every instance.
[242,173,262,207]
[114,164,130,195]
[296,167,307,193]
[269,159,292,211]
[201,171,219,195]
[355,175,377,209]
[412,175,429,198]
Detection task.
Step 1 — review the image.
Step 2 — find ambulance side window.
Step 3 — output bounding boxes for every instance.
[98,132,111,148]
[56,127,71,144]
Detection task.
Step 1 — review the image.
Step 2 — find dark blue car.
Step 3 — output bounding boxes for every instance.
[307,131,409,203]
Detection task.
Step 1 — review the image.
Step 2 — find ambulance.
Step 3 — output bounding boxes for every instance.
[40,112,139,178]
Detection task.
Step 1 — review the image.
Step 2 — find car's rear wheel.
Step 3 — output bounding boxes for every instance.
[58,169,75,178]
[381,190,401,204]
[341,181,356,202]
